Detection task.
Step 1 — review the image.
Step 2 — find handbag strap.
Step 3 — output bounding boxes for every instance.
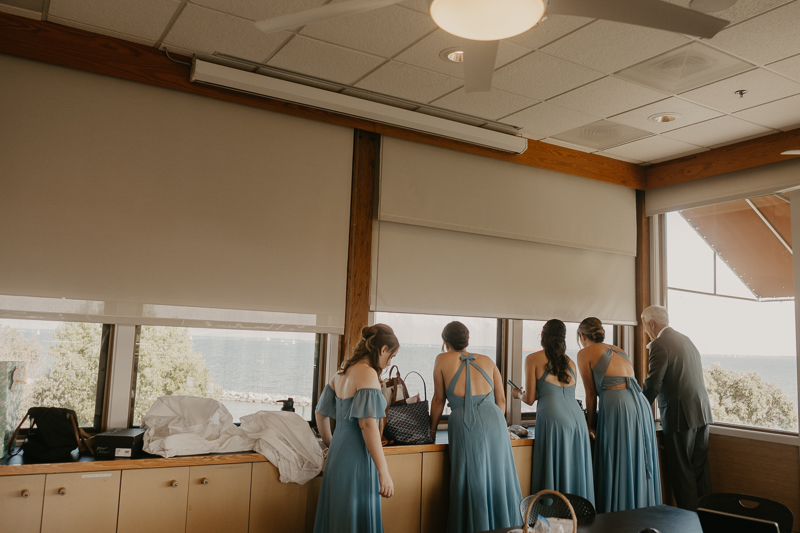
[66,412,94,456]
[403,371,428,401]
[6,411,30,458]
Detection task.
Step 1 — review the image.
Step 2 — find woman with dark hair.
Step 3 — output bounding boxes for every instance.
[577,317,661,513]
[430,321,521,533]
[511,319,594,503]
[314,324,398,533]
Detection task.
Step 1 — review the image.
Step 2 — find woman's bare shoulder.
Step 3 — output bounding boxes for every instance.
[347,362,381,390]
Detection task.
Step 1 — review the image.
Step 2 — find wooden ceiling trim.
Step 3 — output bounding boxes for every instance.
[0,12,645,189]
[644,128,800,190]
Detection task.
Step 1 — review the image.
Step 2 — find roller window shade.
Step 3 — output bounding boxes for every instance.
[380,137,637,256]
[0,54,353,333]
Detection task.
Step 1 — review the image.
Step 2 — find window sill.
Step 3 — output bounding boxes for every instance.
[709,423,799,446]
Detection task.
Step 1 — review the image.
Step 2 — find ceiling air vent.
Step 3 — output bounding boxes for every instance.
[617,41,752,94]
[552,120,652,150]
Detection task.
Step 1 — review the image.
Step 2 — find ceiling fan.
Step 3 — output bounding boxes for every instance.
[254,0,730,93]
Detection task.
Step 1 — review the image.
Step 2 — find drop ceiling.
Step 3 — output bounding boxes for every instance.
[3,0,800,165]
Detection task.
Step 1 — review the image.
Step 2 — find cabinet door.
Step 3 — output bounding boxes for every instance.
[186,463,252,533]
[304,474,324,533]
[0,474,46,533]
[117,467,190,533]
[41,470,121,533]
[249,462,308,533]
[420,452,449,533]
[382,453,422,533]
[513,445,532,498]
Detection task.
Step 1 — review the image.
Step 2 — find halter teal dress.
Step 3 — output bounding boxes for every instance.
[592,346,661,513]
[313,385,387,533]
[446,352,522,533]
[532,363,594,503]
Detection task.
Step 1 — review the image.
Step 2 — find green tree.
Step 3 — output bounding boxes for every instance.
[132,326,221,425]
[0,325,45,422]
[704,363,798,431]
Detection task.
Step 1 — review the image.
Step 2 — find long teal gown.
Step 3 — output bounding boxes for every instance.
[532,363,595,503]
[446,352,522,533]
[313,385,387,533]
[592,346,661,513]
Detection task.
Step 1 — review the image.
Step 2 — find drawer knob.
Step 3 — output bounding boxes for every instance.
[201,478,209,485]
[170,480,179,488]
[21,490,30,498]
[58,488,67,496]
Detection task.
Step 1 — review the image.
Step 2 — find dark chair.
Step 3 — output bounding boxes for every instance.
[519,492,596,527]
[698,493,794,533]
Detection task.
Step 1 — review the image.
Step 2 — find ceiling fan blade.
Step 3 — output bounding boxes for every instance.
[463,40,499,93]
[254,0,404,34]
[547,0,729,38]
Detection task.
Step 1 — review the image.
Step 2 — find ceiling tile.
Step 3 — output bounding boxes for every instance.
[680,68,800,113]
[49,0,180,41]
[541,20,690,74]
[50,16,157,46]
[603,135,703,162]
[705,1,800,66]
[190,0,326,22]
[399,0,430,14]
[0,4,41,19]
[600,152,644,164]
[733,94,800,131]
[552,119,653,150]
[164,5,290,63]
[662,115,773,147]
[430,88,537,121]
[539,138,596,153]
[267,35,385,85]
[768,54,800,83]
[492,52,603,101]
[507,14,594,50]
[300,5,436,58]
[608,96,723,133]
[649,147,710,164]
[501,102,599,139]
[355,61,462,103]
[393,29,529,79]
[1,0,43,9]
[548,76,668,118]
[662,0,793,25]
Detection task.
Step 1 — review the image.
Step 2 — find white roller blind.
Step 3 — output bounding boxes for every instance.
[373,222,637,325]
[646,158,800,215]
[380,137,637,256]
[0,54,353,333]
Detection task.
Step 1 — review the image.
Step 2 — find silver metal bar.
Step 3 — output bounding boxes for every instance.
[746,198,792,255]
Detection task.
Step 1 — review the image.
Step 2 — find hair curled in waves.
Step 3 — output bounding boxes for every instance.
[442,321,470,352]
[340,323,399,376]
[541,319,571,385]
[577,317,606,344]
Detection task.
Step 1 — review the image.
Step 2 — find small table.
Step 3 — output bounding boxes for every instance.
[483,505,702,533]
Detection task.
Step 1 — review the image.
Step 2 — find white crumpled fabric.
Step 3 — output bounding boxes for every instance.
[239,410,323,485]
[141,396,254,458]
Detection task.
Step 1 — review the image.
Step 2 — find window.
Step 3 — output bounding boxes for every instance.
[0,318,107,429]
[666,198,797,433]
[372,312,500,416]
[131,326,319,425]
[520,320,612,416]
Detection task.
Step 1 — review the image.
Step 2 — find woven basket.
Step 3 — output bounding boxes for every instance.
[522,490,578,533]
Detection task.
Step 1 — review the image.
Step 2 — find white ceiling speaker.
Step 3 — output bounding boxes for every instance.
[254,0,730,94]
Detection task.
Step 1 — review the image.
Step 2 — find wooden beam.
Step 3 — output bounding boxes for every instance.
[339,130,379,365]
[633,190,650,386]
[645,128,800,190]
[0,12,645,189]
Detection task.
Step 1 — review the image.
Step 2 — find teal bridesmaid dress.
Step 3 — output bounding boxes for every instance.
[446,352,522,533]
[532,364,594,504]
[313,385,388,533]
[592,347,661,513]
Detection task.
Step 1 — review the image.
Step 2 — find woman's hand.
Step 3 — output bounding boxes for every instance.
[378,470,394,498]
[510,387,524,400]
[588,429,597,440]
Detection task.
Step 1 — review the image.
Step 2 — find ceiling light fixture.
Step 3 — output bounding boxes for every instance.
[781,150,800,155]
[735,89,747,98]
[430,0,546,41]
[439,48,465,63]
[648,113,682,123]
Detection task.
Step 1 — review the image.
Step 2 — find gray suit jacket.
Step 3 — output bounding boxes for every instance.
[643,327,713,435]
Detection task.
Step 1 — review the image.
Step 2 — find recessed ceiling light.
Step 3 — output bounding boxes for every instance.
[781,150,800,155]
[648,113,682,123]
[439,47,464,63]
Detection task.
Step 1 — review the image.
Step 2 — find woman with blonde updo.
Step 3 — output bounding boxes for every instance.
[314,324,398,533]
[577,317,661,513]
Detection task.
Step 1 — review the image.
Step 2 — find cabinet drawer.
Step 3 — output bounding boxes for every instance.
[250,462,309,533]
[118,467,190,533]
[41,471,121,533]
[0,473,46,533]
[186,463,252,533]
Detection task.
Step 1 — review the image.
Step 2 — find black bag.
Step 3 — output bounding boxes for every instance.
[7,407,94,463]
[384,371,434,446]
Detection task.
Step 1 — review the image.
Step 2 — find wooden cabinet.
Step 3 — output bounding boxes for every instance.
[186,463,252,533]
[41,470,121,533]
[0,473,45,533]
[513,445,533,498]
[249,462,308,533]
[304,471,324,533]
[420,451,449,533]
[117,467,190,533]
[383,453,423,533]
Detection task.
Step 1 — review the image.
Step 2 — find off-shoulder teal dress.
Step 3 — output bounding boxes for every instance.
[532,363,594,503]
[446,353,522,533]
[592,346,661,513]
[313,385,387,533]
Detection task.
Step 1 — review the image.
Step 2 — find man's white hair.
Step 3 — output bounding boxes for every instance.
[642,305,669,325]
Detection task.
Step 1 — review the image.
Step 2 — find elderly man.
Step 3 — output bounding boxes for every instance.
[642,305,713,511]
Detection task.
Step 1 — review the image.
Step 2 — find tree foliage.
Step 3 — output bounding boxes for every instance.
[704,363,798,431]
